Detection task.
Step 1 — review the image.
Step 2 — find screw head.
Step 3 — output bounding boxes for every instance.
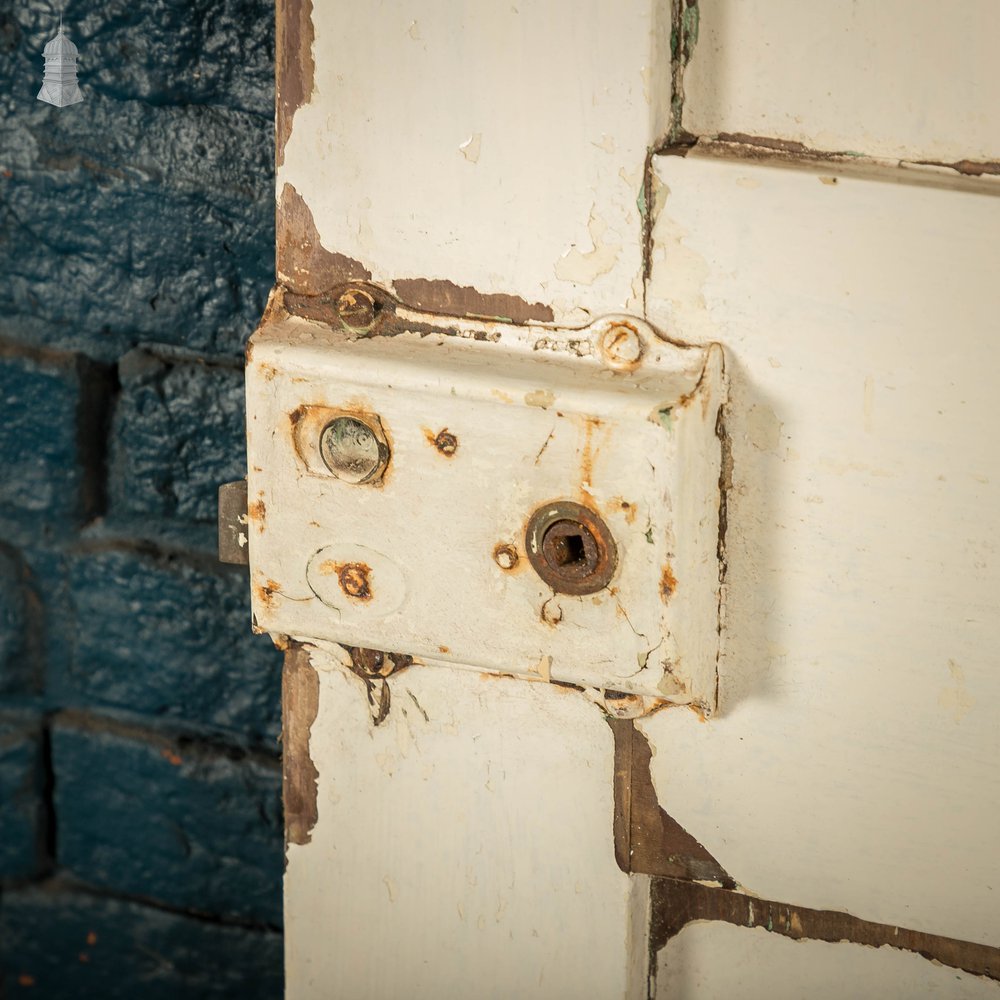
[320,416,388,483]
[599,323,644,371]
[493,543,519,570]
[335,288,378,332]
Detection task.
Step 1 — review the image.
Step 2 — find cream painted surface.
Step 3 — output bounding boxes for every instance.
[657,923,1000,999]
[642,153,1000,945]
[279,0,672,323]
[284,648,649,1000]
[246,306,725,705]
[684,0,1000,163]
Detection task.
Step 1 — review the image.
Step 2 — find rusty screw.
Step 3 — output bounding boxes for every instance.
[493,543,519,570]
[335,287,378,332]
[434,429,458,455]
[599,323,643,371]
[338,562,372,600]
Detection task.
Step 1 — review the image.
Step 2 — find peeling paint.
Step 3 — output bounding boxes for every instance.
[276,0,315,167]
[283,644,321,847]
[392,277,554,324]
[277,184,372,296]
[610,718,732,884]
[554,209,622,285]
[459,133,482,163]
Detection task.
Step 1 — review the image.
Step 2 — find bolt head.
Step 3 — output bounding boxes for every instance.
[599,323,644,370]
[320,416,387,483]
[335,288,378,332]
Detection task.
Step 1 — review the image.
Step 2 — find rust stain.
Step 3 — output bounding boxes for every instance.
[289,405,306,426]
[314,559,373,601]
[660,564,678,602]
[393,277,554,325]
[160,748,183,767]
[247,496,266,533]
[579,416,604,498]
[257,578,283,611]
[609,497,637,524]
[493,542,520,571]
[337,562,372,600]
[276,0,315,167]
[277,184,372,296]
[18,974,35,987]
[283,644,321,847]
[438,645,450,654]
[86,932,97,946]
[424,427,458,456]
[540,596,563,626]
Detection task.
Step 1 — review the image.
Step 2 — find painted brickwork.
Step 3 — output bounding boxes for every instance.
[0,1,282,995]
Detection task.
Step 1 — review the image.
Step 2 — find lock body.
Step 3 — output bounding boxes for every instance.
[245,286,727,709]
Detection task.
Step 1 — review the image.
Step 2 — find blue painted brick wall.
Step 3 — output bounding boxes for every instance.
[0,715,45,880]
[0,0,281,995]
[52,715,283,926]
[2,885,284,999]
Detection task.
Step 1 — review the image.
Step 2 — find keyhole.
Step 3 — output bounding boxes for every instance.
[550,531,586,567]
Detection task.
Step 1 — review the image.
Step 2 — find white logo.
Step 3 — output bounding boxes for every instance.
[37,17,84,108]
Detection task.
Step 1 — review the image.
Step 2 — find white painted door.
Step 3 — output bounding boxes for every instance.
[257,2,1000,997]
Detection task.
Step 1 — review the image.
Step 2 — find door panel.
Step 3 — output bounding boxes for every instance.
[643,150,1000,946]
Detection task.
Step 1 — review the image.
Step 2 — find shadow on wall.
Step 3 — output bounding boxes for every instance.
[0,0,283,996]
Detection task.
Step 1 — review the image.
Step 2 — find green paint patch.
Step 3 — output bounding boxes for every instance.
[657,407,673,433]
[682,3,700,61]
[645,526,655,545]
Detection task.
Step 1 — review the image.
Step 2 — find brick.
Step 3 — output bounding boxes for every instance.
[1,884,283,999]
[66,547,280,741]
[0,715,45,879]
[0,546,26,691]
[110,352,247,523]
[52,715,282,926]
[0,352,85,520]
[0,0,274,361]
[0,106,272,363]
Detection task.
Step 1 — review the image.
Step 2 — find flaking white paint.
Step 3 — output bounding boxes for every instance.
[284,650,649,1000]
[642,152,1000,946]
[279,0,673,320]
[684,0,1000,164]
[657,923,1000,999]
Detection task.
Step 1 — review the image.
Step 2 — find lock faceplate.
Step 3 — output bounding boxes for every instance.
[245,284,727,710]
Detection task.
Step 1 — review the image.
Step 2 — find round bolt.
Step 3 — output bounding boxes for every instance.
[335,287,378,332]
[599,323,643,371]
[493,543,519,570]
[320,416,388,484]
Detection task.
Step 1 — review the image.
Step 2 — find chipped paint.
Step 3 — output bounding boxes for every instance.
[283,644,321,846]
[392,277,553,325]
[554,209,623,285]
[276,0,315,167]
[459,133,482,163]
[277,184,372,296]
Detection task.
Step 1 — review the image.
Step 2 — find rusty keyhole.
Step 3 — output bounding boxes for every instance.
[526,501,617,596]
